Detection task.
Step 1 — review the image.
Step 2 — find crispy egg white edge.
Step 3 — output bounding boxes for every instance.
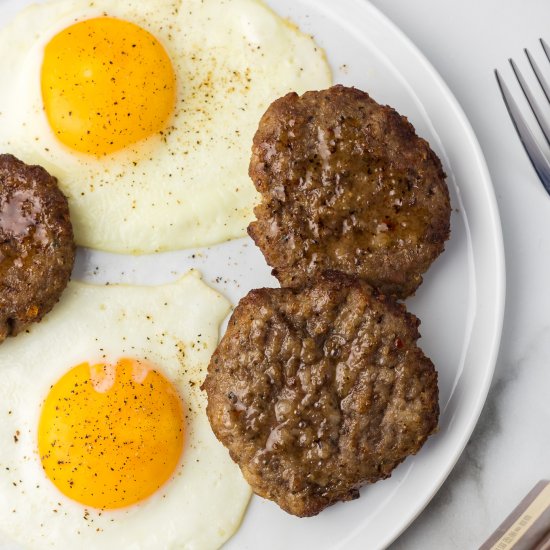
[0,0,332,254]
[0,271,252,550]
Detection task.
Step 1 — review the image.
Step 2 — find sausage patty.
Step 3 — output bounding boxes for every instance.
[0,154,75,343]
[203,274,439,517]
[248,86,451,298]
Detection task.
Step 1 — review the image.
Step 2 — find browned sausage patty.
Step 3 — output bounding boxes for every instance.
[248,86,451,298]
[203,274,439,517]
[0,154,75,343]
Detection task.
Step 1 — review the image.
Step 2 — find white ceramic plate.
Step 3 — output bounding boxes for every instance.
[0,0,505,549]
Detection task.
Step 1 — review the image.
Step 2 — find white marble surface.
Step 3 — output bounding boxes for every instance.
[363,0,550,548]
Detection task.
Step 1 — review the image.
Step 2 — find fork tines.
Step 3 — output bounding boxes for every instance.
[495,39,550,195]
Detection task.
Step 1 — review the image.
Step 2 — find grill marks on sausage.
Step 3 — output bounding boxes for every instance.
[203,275,439,516]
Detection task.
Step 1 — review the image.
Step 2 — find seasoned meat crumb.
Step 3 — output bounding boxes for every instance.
[203,274,439,516]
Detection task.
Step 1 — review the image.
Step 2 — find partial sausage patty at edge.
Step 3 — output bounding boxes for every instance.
[203,274,439,517]
[248,85,451,299]
[0,154,75,343]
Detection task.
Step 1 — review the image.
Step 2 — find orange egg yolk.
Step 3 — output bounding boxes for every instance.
[41,17,176,156]
[38,358,184,509]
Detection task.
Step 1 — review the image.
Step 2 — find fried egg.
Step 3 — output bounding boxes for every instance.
[0,271,251,549]
[0,0,332,254]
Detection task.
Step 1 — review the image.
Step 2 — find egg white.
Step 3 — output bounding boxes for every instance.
[0,271,251,550]
[0,0,332,254]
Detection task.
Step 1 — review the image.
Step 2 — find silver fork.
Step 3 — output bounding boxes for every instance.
[495,39,550,195]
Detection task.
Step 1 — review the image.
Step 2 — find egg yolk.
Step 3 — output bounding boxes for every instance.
[41,17,176,156]
[38,358,185,509]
